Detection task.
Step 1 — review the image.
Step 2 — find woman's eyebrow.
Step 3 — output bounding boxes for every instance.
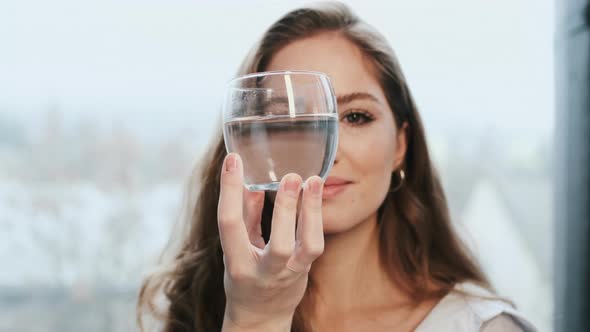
[337,92,380,105]
[260,92,381,109]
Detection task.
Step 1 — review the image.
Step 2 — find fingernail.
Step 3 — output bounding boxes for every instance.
[283,175,300,194]
[310,178,322,194]
[225,154,237,172]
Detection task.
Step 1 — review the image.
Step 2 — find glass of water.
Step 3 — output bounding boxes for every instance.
[222,70,339,191]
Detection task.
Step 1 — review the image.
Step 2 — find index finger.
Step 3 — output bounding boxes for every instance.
[217,153,251,265]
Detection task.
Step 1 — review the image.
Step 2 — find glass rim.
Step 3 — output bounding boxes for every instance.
[226,70,330,86]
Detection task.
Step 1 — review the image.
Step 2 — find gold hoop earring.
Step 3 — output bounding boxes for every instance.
[391,169,405,192]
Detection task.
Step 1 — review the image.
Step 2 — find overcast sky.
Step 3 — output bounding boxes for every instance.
[0,0,554,136]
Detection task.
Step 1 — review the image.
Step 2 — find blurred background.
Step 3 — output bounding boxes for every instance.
[0,0,561,331]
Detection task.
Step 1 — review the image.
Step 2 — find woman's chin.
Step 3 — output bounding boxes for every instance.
[320,215,354,235]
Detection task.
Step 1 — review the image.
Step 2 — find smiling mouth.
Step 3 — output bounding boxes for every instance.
[322,182,351,199]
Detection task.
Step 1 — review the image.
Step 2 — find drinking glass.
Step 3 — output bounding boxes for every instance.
[222,70,339,191]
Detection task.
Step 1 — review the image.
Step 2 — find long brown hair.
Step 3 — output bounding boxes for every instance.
[137,2,491,331]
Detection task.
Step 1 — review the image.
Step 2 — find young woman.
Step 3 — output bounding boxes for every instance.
[138,3,537,332]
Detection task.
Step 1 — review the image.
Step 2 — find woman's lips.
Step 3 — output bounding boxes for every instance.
[322,182,351,199]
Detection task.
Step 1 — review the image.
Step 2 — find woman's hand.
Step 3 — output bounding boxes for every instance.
[218,153,324,332]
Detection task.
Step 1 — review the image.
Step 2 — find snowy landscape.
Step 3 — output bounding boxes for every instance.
[0,107,553,331]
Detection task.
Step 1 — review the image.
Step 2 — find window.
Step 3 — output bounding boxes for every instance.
[0,1,555,330]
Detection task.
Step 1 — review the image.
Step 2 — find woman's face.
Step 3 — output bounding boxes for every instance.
[265,32,407,234]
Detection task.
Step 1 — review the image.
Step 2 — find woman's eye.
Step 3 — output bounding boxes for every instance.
[342,111,373,126]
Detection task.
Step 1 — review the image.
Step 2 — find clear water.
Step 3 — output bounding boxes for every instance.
[224,114,338,191]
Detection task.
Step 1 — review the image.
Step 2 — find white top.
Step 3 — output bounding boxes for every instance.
[415,282,538,332]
